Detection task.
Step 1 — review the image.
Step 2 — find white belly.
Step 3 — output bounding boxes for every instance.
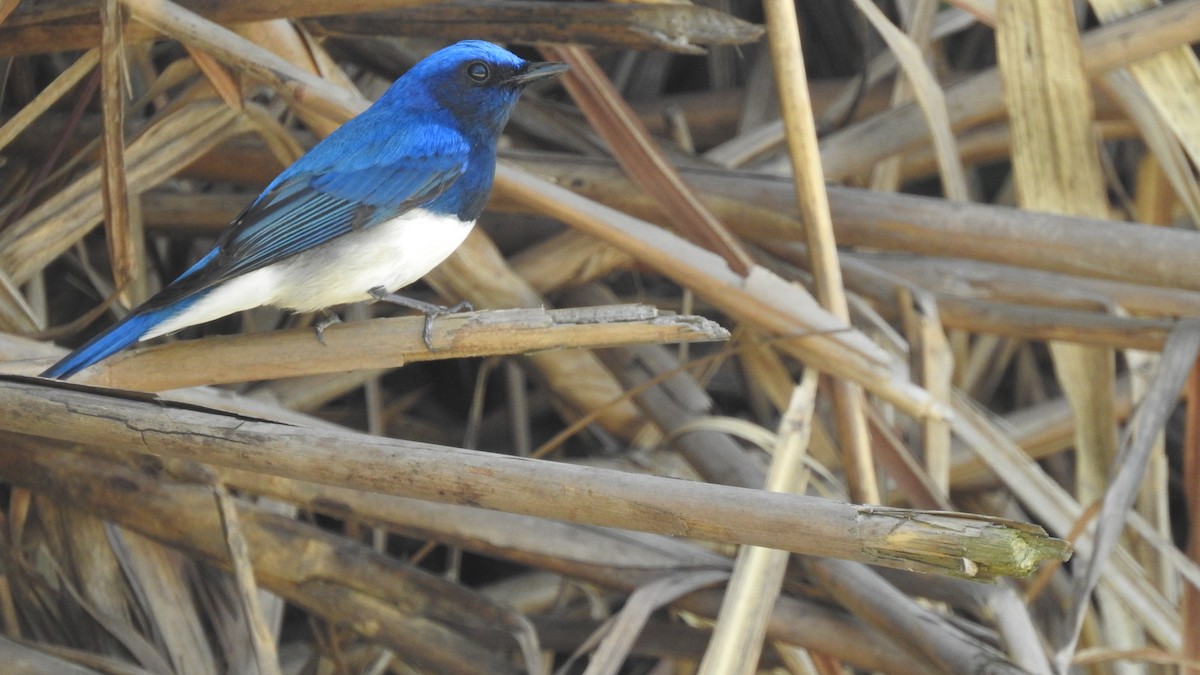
[145,209,474,340]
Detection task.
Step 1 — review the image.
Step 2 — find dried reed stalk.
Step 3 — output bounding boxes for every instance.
[820,0,1200,179]
[496,164,944,420]
[504,151,1200,293]
[425,231,650,440]
[0,377,1069,578]
[1186,365,1200,675]
[698,370,817,673]
[0,440,528,674]
[14,305,726,391]
[547,44,753,275]
[996,3,1134,663]
[760,0,877,504]
[0,101,256,284]
[0,49,98,153]
[100,0,144,308]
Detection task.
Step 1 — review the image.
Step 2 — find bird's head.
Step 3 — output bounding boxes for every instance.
[389,40,568,139]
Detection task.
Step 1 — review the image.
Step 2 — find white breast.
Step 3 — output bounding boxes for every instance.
[145,209,474,340]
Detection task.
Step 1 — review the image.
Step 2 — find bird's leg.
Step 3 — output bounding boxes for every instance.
[368,286,473,350]
[313,309,342,345]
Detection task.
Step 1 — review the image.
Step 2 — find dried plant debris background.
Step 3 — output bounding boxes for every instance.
[4,0,1200,672]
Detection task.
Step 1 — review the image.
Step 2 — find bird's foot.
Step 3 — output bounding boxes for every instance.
[368,287,473,350]
[313,310,342,345]
[417,300,473,350]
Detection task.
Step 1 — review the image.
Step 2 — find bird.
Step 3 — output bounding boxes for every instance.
[41,40,568,380]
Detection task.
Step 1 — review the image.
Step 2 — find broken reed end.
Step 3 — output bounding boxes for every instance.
[860,507,1073,581]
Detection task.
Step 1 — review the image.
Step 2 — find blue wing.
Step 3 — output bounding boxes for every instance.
[213,157,467,279]
[206,124,470,282]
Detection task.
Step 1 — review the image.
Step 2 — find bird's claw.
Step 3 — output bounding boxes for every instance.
[421,301,473,351]
[313,310,342,345]
[368,287,472,351]
[422,315,437,351]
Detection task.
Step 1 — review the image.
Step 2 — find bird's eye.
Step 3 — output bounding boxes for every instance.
[466,61,491,83]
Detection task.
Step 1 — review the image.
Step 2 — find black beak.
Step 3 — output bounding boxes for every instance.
[506,61,569,87]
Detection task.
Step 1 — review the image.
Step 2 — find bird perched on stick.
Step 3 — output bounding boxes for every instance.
[42,40,567,380]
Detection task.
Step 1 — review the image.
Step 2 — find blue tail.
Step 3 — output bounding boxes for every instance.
[43,249,225,379]
[40,308,176,380]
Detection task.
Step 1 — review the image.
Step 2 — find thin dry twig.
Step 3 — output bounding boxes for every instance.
[698,368,818,674]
